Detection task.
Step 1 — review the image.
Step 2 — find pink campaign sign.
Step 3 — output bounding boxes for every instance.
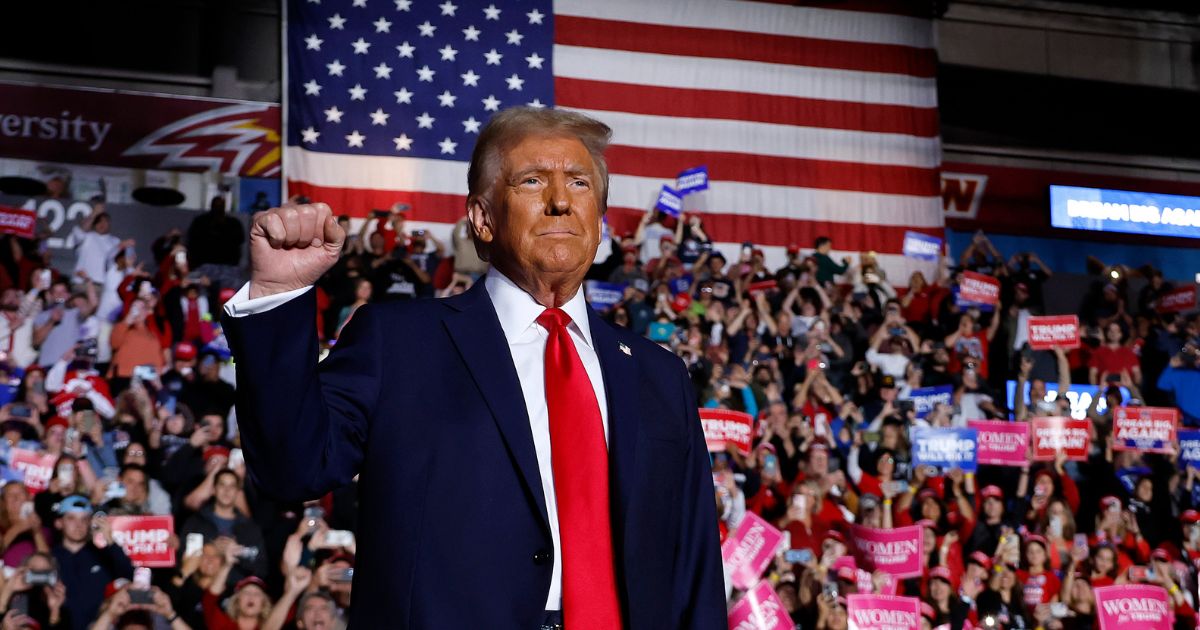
[847,594,921,630]
[850,525,923,579]
[968,420,1030,467]
[1094,584,1172,630]
[728,580,793,630]
[722,512,785,591]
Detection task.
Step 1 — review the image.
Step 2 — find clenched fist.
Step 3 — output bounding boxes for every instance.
[249,203,345,299]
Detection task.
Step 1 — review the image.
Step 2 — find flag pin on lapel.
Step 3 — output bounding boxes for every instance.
[619,342,631,356]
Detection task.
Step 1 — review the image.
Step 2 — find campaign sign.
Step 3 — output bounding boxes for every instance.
[902,231,942,262]
[7,448,57,493]
[0,206,36,239]
[1158,285,1197,314]
[1030,417,1090,461]
[728,579,794,630]
[676,165,709,195]
[583,280,626,312]
[722,512,785,590]
[747,279,778,296]
[959,271,1000,306]
[911,427,978,472]
[968,420,1030,467]
[847,594,921,630]
[1027,315,1081,350]
[1094,584,1171,630]
[1112,407,1178,453]
[110,515,176,568]
[905,385,953,419]
[1178,429,1200,469]
[655,185,683,217]
[849,524,923,579]
[668,275,693,296]
[700,409,754,454]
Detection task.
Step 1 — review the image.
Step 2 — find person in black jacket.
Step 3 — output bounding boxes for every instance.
[49,496,133,630]
[178,470,269,585]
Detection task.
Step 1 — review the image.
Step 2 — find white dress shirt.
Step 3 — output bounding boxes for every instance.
[224,267,610,611]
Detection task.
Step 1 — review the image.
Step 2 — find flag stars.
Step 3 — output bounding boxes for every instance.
[373,16,392,33]
[437,90,457,107]
[394,0,411,10]
[525,52,544,69]
[416,65,436,82]
[416,112,436,128]
[483,4,500,20]
[324,106,344,123]
[351,0,367,7]
[438,1,457,16]
[347,84,367,100]
[328,13,346,29]
[301,127,320,144]
[460,69,480,86]
[394,87,414,103]
[462,116,481,133]
[303,80,322,96]
[462,25,481,41]
[482,95,501,111]
[369,108,390,125]
[527,9,545,25]
[351,37,371,54]
[438,44,458,61]
[505,74,524,91]
[393,134,413,151]
[417,20,436,37]
[304,34,323,51]
[439,137,458,154]
[484,49,502,65]
[345,130,365,148]
[396,41,415,58]
[528,98,546,109]
[326,59,346,76]
[373,62,393,79]
[505,29,524,45]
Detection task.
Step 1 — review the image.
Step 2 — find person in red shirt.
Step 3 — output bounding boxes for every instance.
[1088,321,1142,386]
[900,272,949,329]
[945,311,1000,379]
[1017,535,1060,612]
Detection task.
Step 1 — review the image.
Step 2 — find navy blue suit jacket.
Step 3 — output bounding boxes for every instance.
[223,280,726,628]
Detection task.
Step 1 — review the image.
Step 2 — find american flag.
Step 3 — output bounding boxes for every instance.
[285,0,942,277]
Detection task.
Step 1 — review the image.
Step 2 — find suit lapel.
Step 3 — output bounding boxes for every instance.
[442,282,550,534]
[587,309,640,538]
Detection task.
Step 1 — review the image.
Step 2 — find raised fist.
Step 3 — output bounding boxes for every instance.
[249,203,345,299]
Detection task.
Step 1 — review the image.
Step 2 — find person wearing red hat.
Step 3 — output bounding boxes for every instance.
[202,565,280,630]
[925,565,969,630]
[1092,495,1149,568]
[1017,534,1060,612]
[966,484,1008,557]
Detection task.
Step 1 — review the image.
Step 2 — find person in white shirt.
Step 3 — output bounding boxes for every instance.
[69,203,131,285]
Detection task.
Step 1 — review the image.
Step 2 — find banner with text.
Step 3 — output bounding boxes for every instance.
[722,512,785,591]
[905,385,954,419]
[676,166,709,195]
[1113,407,1178,453]
[959,271,1000,306]
[1027,315,1081,350]
[6,448,57,493]
[1094,584,1172,630]
[850,524,923,579]
[902,231,942,262]
[655,185,683,217]
[911,427,978,472]
[847,594,921,630]
[969,420,1030,467]
[0,206,36,239]
[1178,429,1200,469]
[728,579,794,630]
[583,281,626,312]
[1031,417,1090,461]
[110,515,176,568]
[700,409,755,455]
[1158,286,1197,314]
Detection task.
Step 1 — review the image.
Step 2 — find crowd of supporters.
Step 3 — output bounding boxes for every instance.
[0,197,1196,629]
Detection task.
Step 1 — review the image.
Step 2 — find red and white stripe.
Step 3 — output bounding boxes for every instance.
[287,0,943,279]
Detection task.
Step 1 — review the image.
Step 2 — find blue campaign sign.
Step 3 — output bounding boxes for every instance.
[951,285,996,313]
[902,231,942,261]
[912,427,978,472]
[669,275,693,296]
[1180,430,1200,469]
[655,185,683,217]
[905,385,953,419]
[1049,185,1200,240]
[584,281,626,312]
[676,165,709,195]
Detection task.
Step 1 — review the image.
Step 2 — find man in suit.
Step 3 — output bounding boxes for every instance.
[222,107,725,628]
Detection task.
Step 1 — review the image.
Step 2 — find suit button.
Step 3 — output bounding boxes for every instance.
[533,550,551,565]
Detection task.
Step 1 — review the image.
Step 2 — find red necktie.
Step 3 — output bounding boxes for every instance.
[536,308,622,629]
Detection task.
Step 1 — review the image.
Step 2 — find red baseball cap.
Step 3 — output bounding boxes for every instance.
[786,243,801,255]
[1183,509,1200,525]
[670,293,692,313]
[751,248,765,259]
[1024,534,1048,549]
[235,576,267,592]
[622,244,638,255]
[824,530,846,545]
[836,565,857,581]
[44,416,70,432]
[1152,547,1171,562]
[203,445,230,463]
[980,485,1004,500]
[928,566,953,583]
[659,234,675,244]
[967,551,992,571]
[175,341,197,361]
[917,488,938,502]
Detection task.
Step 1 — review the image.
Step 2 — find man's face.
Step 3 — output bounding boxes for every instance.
[122,470,147,504]
[473,134,602,293]
[214,473,239,508]
[59,511,90,543]
[299,596,337,629]
[94,216,110,234]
